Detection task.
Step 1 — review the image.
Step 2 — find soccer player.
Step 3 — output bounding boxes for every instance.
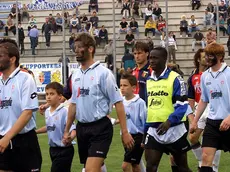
[36,82,76,172]
[188,49,221,172]
[132,41,152,103]
[145,47,191,172]
[63,33,134,172]
[0,38,42,171]
[120,73,147,172]
[190,43,230,172]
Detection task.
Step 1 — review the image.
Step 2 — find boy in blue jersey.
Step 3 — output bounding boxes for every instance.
[0,38,42,171]
[120,73,147,172]
[36,82,76,172]
[190,43,230,172]
[63,33,134,172]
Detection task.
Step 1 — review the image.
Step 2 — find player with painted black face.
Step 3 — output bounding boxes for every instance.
[63,33,134,172]
[190,43,230,172]
[0,38,42,172]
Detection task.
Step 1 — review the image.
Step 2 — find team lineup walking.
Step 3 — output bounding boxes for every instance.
[1,32,230,172]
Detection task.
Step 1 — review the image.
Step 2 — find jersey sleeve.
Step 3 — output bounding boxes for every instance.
[139,99,147,131]
[70,73,77,104]
[200,73,209,103]
[101,70,123,105]
[168,76,188,125]
[21,73,38,111]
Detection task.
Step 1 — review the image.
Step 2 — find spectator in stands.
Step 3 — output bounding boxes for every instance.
[5,15,16,36]
[122,49,135,72]
[192,0,201,10]
[79,24,88,33]
[117,17,128,39]
[124,30,135,51]
[90,25,100,46]
[203,9,214,30]
[28,25,39,55]
[168,31,177,64]
[85,22,91,31]
[18,23,25,55]
[64,12,71,27]
[121,0,131,18]
[188,15,199,36]
[146,36,154,52]
[28,15,36,31]
[144,4,153,24]
[218,15,228,36]
[80,13,88,24]
[99,25,108,45]
[192,30,205,51]
[72,6,80,17]
[69,14,80,33]
[129,17,139,39]
[152,3,162,20]
[144,0,153,5]
[69,33,75,52]
[206,27,216,45]
[88,0,99,13]
[10,4,21,22]
[115,0,122,7]
[131,0,141,18]
[157,15,166,35]
[207,2,216,23]
[104,40,114,71]
[21,4,29,21]
[42,18,52,48]
[227,35,230,56]
[48,14,57,34]
[145,17,156,38]
[219,1,227,21]
[89,11,99,28]
[180,15,188,37]
[0,20,5,30]
[56,13,63,32]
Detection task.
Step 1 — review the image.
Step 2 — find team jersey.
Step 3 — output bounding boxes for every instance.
[201,63,230,120]
[45,104,75,147]
[132,63,152,102]
[123,95,147,134]
[187,69,202,103]
[70,61,122,123]
[0,67,38,135]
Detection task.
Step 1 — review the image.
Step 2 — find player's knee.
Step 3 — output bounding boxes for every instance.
[146,162,158,172]
[122,162,131,172]
[201,152,213,166]
[85,166,100,172]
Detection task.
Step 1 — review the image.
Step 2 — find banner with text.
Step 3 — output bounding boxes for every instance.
[21,63,63,93]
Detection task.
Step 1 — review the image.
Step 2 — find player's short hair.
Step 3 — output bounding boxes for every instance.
[121,72,137,86]
[151,46,168,60]
[133,41,149,53]
[45,82,64,95]
[204,43,225,61]
[0,38,20,67]
[194,48,204,69]
[75,33,96,56]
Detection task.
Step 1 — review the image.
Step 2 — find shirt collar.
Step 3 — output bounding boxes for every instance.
[80,61,100,73]
[124,94,140,103]
[47,104,65,116]
[208,62,227,73]
[1,67,20,83]
[150,66,167,80]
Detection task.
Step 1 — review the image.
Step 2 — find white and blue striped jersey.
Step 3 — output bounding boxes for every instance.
[45,104,76,147]
[200,63,230,120]
[0,67,38,135]
[123,95,147,134]
[70,61,123,123]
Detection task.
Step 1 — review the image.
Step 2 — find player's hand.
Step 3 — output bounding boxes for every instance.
[122,132,134,150]
[0,137,10,153]
[189,121,198,134]
[62,131,71,146]
[38,103,48,115]
[157,120,171,135]
[220,116,230,131]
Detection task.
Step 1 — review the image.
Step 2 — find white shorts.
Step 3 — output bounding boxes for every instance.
[195,103,209,130]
